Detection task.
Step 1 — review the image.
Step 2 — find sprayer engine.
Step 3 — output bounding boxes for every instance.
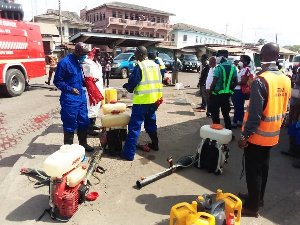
[50,168,89,220]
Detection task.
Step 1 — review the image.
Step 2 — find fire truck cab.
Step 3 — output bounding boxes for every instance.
[0,0,46,97]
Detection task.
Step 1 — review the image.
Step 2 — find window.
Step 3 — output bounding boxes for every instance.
[205,38,207,44]
[112,29,116,34]
[125,30,129,35]
[140,32,144,37]
[150,16,155,22]
[130,13,134,20]
[135,14,139,20]
[94,14,96,22]
[135,31,139,36]
[157,17,160,23]
[112,11,117,18]
[161,35,165,39]
[150,33,154,37]
[171,34,175,41]
[208,38,211,44]
[183,35,187,42]
[196,36,198,43]
[130,31,134,36]
[146,32,149,37]
[216,40,218,44]
[118,11,123,18]
[125,13,129,19]
[200,37,202,43]
[118,30,122,34]
[161,18,165,23]
[100,13,102,21]
[213,39,215,44]
[156,33,159,38]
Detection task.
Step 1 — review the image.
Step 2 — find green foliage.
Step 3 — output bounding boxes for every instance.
[283,45,300,53]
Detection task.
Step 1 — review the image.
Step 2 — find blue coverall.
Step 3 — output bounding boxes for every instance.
[154,58,166,80]
[123,65,158,161]
[54,54,90,132]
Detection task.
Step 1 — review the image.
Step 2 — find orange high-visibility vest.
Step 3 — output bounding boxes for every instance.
[242,71,291,146]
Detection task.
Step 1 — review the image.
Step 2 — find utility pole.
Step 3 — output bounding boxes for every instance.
[59,0,64,45]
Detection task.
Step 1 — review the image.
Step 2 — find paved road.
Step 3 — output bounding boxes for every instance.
[0,71,299,225]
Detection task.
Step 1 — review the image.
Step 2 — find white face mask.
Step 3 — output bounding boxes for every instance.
[238,61,244,67]
[216,56,223,64]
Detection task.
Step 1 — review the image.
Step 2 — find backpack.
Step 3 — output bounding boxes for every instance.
[194,138,228,175]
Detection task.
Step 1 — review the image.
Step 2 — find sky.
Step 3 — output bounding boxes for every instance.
[15,0,299,46]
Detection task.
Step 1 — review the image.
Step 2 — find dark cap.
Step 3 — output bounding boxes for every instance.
[216,50,229,57]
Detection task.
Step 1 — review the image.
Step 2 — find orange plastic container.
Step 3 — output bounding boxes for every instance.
[216,189,242,225]
[186,212,215,225]
[170,202,197,225]
[105,89,117,104]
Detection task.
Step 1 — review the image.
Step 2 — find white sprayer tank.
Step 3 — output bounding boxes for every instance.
[44,144,85,177]
[101,113,130,128]
[200,125,232,145]
[102,102,126,115]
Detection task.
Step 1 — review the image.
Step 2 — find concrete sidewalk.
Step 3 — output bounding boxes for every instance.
[0,84,299,225]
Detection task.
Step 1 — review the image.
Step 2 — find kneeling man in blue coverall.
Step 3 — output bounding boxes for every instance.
[54,42,94,152]
[122,46,163,161]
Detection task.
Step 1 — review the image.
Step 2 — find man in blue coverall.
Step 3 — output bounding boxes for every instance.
[54,42,94,152]
[122,46,163,161]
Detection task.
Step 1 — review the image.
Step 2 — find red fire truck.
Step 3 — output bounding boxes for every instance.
[0,1,46,97]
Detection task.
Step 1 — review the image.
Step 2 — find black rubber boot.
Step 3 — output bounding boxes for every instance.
[64,131,74,145]
[148,131,159,151]
[90,118,101,130]
[77,129,94,152]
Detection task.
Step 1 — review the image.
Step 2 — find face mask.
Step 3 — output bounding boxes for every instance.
[216,56,223,64]
[79,55,87,63]
[238,61,244,67]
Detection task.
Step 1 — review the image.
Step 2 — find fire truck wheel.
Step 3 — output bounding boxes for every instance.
[4,69,26,97]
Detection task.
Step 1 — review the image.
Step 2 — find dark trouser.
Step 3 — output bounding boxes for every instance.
[210,93,232,130]
[232,89,245,123]
[103,71,110,86]
[200,85,207,109]
[244,143,271,211]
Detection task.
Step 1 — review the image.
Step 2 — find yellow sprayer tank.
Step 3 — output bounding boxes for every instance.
[216,189,242,225]
[105,88,117,104]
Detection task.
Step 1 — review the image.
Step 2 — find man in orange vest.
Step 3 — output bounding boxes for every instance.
[237,43,291,217]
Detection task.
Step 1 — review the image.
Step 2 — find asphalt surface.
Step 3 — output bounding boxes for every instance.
[0,71,299,225]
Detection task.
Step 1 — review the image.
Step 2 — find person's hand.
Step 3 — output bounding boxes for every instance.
[71,88,79,95]
[238,137,248,149]
[94,78,99,82]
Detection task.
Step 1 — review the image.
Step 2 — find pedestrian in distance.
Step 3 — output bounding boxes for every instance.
[197,54,210,112]
[155,52,166,81]
[81,48,104,136]
[205,56,216,117]
[121,46,163,161]
[172,56,181,84]
[53,42,94,152]
[103,52,113,87]
[45,51,58,85]
[238,43,291,217]
[208,50,238,132]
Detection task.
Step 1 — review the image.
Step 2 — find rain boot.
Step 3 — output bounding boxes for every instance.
[90,118,101,130]
[148,131,159,151]
[77,129,94,152]
[64,131,74,145]
[87,118,99,136]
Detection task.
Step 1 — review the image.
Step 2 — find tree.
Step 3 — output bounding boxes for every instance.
[257,39,266,45]
[284,45,300,53]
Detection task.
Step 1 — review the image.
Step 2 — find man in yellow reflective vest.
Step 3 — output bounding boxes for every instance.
[238,43,291,217]
[121,46,163,161]
[155,52,166,81]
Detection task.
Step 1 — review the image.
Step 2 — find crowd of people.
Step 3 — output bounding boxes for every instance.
[49,41,297,219]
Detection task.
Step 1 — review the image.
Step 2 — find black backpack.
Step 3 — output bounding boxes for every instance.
[194,138,227,175]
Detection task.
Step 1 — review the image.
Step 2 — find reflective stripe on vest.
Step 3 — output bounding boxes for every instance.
[156,57,165,70]
[242,72,291,146]
[133,60,163,104]
[212,64,234,95]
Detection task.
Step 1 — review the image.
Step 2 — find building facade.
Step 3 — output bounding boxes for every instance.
[169,23,241,49]
[80,2,174,41]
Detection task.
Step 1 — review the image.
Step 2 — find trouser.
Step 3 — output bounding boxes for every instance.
[160,69,165,81]
[103,71,110,86]
[210,93,232,130]
[232,89,245,123]
[244,143,271,211]
[123,104,158,160]
[200,85,207,109]
[172,72,178,84]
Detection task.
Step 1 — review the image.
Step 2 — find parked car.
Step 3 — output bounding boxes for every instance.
[178,54,201,72]
[291,54,300,69]
[111,53,135,78]
[158,53,174,70]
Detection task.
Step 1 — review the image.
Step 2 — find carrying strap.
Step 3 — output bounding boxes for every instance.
[212,65,234,95]
[240,153,245,180]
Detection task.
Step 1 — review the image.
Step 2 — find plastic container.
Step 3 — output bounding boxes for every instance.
[101,113,130,128]
[216,189,242,225]
[170,202,197,225]
[209,200,226,225]
[200,125,232,145]
[186,212,216,225]
[226,213,236,225]
[102,102,126,115]
[44,144,85,177]
[101,89,106,105]
[86,192,99,201]
[175,83,184,90]
[105,88,117,104]
[67,165,87,187]
[196,196,205,212]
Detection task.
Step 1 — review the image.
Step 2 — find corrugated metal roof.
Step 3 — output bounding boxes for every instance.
[33,22,59,36]
[172,23,223,38]
[35,9,93,27]
[89,1,175,16]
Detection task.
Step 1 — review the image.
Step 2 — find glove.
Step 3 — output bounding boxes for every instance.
[155,97,163,107]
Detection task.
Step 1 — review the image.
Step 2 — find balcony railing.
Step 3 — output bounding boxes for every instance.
[108,17,173,30]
